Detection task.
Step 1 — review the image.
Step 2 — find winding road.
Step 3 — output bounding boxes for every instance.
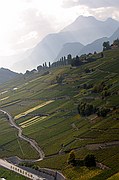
[0,109,45,162]
[0,109,46,179]
[0,109,66,180]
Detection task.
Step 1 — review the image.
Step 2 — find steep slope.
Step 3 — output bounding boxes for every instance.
[0,49,119,180]
[0,68,19,84]
[0,48,119,180]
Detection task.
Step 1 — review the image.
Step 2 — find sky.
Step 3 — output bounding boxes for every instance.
[0,0,119,68]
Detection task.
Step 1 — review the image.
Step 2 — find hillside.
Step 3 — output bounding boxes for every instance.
[0,48,119,179]
[0,68,19,84]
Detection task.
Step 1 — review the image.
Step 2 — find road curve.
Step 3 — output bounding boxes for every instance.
[0,109,45,162]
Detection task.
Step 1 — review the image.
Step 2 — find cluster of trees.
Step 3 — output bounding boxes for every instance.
[113,38,119,47]
[103,39,119,51]
[25,38,119,75]
[92,81,111,99]
[92,81,111,93]
[103,41,111,51]
[67,150,96,167]
[78,102,96,116]
[25,51,100,75]
[51,51,101,68]
[96,107,110,117]
[78,102,110,117]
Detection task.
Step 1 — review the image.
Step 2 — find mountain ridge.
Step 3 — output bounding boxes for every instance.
[12,16,119,72]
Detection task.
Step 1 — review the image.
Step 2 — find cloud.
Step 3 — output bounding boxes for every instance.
[62,0,119,8]
[9,8,55,50]
[88,7,119,20]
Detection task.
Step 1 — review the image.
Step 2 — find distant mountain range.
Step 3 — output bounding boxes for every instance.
[0,68,19,84]
[11,16,119,72]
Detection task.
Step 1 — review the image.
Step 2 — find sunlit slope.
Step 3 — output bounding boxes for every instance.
[0,48,119,179]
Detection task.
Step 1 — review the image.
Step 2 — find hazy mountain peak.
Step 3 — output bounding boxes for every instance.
[12,16,119,72]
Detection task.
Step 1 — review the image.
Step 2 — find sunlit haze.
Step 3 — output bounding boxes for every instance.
[0,0,119,70]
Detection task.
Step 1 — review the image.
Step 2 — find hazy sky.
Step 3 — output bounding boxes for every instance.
[0,0,119,58]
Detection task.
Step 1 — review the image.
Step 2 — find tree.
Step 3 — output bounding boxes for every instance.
[113,39,119,47]
[37,65,42,72]
[71,56,82,67]
[100,52,104,58]
[84,154,96,167]
[49,62,51,68]
[45,62,47,67]
[64,56,66,65]
[103,41,111,51]
[67,150,75,165]
[97,107,110,117]
[78,102,96,116]
[25,70,31,75]
[67,54,72,65]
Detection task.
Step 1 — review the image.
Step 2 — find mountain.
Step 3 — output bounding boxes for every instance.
[13,31,80,72]
[55,42,84,60]
[12,16,119,72]
[79,37,108,55]
[61,16,119,44]
[57,26,119,58]
[78,27,119,56]
[110,27,119,42]
[0,68,19,84]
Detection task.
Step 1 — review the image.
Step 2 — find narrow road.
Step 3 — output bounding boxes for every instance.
[0,109,45,162]
[0,109,66,180]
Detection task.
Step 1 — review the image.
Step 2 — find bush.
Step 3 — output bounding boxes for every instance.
[84,154,96,167]
[97,107,110,117]
[78,102,96,116]
[67,150,76,165]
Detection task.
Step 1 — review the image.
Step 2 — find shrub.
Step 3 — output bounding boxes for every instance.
[78,102,96,116]
[67,150,76,165]
[84,154,96,167]
[97,107,110,117]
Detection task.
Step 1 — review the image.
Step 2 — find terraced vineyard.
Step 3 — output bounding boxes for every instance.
[0,48,119,179]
